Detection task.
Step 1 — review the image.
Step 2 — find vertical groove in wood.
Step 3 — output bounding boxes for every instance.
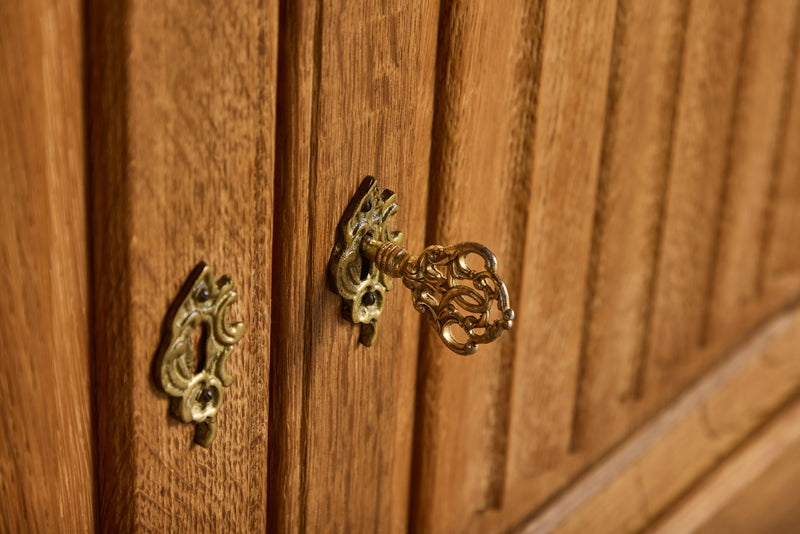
[408,1,454,528]
[268,0,318,530]
[643,0,751,404]
[632,4,690,400]
[298,3,323,531]
[0,0,96,531]
[86,0,135,529]
[570,0,628,453]
[409,1,548,530]
[490,0,548,506]
[767,23,800,279]
[569,0,691,457]
[506,0,618,484]
[700,0,756,347]
[90,1,277,530]
[758,4,800,294]
[705,0,800,344]
[247,0,276,527]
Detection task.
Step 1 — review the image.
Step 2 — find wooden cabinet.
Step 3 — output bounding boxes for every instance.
[3,0,800,532]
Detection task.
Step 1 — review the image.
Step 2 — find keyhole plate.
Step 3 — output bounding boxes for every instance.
[327,176,403,346]
[156,262,245,447]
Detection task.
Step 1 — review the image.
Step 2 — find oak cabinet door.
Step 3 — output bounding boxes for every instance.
[88,0,277,530]
[3,0,800,532]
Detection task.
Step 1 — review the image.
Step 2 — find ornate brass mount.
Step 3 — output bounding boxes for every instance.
[328,176,514,355]
[156,262,245,447]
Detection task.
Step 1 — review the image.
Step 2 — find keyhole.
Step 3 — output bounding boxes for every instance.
[359,256,372,281]
[189,325,208,374]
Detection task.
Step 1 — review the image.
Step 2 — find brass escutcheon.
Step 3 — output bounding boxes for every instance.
[156,262,245,447]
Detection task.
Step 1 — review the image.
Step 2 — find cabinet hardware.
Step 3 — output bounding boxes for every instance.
[156,262,245,447]
[328,176,514,355]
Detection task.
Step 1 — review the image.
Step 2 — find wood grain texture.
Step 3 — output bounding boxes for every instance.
[707,0,800,341]
[411,1,619,531]
[573,0,800,473]
[408,1,545,530]
[571,0,690,454]
[519,300,800,534]
[644,0,750,403]
[77,1,800,531]
[267,1,438,531]
[507,0,617,479]
[88,0,276,530]
[0,0,95,531]
[651,398,800,534]
[267,3,800,531]
[469,285,800,533]
[763,12,800,288]
[693,426,800,534]
[693,438,800,534]
[493,8,800,532]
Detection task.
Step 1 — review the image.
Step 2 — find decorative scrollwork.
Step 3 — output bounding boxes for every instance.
[327,176,403,346]
[156,262,245,447]
[366,240,514,355]
[329,176,514,354]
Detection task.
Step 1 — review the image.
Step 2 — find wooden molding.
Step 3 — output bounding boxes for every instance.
[650,398,800,533]
[518,303,800,534]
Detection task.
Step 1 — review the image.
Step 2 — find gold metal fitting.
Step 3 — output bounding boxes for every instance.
[156,262,245,447]
[328,176,514,355]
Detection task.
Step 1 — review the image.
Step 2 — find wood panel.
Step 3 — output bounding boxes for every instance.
[575,0,800,466]
[88,0,276,530]
[269,3,800,531]
[519,301,800,534]
[644,0,750,404]
[267,1,438,531]
[651,398,800,534]
[708,0,800,339]
[0,0,95,531]
[409,1,544,530]
[534,5,800,528]
[506,0,617,483]
[763,10,800,288]
[347,2,797,531]
[1,0,796,531]
[571,0,690,455]
[410,0,621,530]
